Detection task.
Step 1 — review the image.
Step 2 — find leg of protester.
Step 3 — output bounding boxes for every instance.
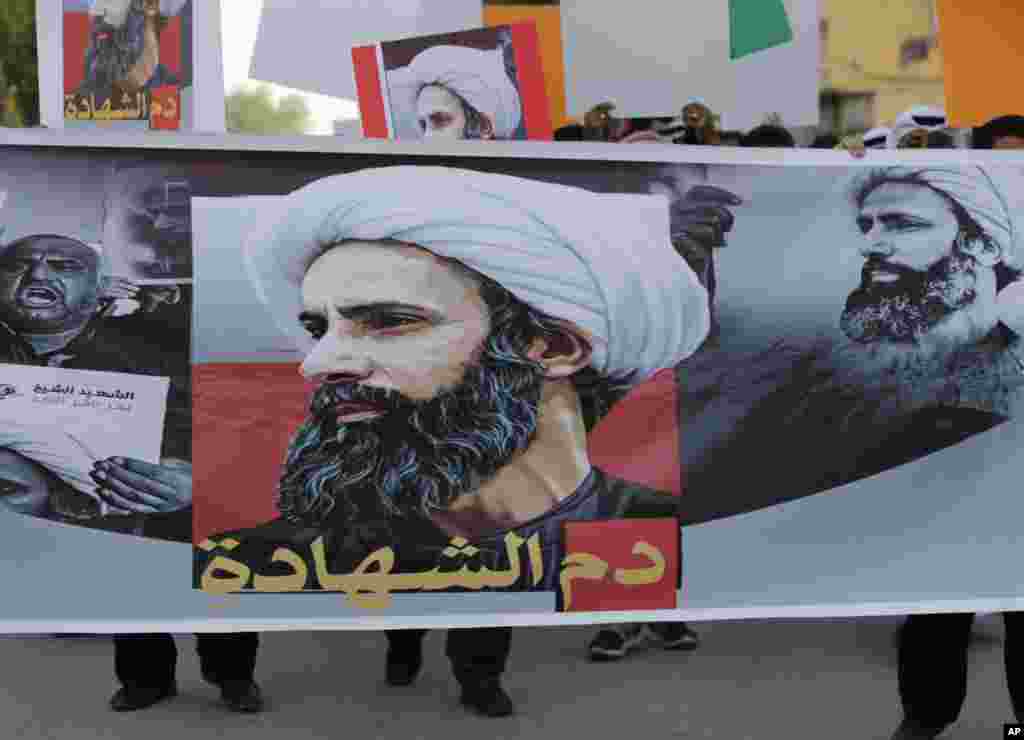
[385,628,428,687]
[1004,612,1023,722]
[447,627,515,717]
[111,633,178,711]
[384,627,514,717]
[890,613,974,739]
[196,632,263,713]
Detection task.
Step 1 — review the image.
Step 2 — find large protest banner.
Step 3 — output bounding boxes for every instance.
[1,130,1021,632]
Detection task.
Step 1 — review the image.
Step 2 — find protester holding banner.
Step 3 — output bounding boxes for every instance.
[888,122,1024,740]
[195,166,711,715]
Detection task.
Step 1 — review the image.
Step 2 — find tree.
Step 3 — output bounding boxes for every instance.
[0,0,40,127]
[225,85,313,135]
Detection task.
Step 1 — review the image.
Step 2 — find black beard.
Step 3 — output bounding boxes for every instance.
[840,253,978,344]
[80,10,147,93]
[276,350,546,538]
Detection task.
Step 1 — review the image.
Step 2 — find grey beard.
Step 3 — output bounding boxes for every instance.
[841,254,978,345]
[789,333,1022,425]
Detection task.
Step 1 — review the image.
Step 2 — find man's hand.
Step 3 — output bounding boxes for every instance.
[838,134,867,159]
[91,458,192,515]
[671,185,743,249]
[99,276,141,301]
[138,285,181,313]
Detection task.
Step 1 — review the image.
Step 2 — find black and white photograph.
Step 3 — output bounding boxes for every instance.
[0,147,193,540]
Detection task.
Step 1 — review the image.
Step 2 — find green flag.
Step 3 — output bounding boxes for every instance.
[729,0,793,60]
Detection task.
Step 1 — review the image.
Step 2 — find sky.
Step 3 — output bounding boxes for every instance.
[220,0,360,135]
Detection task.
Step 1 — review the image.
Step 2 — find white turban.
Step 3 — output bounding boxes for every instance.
[387,45,523,139]
[887,105,949,149]
[862,126,890,149]
[999,279,1024,337]
[0,422,101,509]
[244,166,710,384]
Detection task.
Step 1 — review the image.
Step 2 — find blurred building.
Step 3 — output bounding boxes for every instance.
[820,0,945,136]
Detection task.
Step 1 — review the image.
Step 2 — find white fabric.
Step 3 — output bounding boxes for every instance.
[862,126,890,149]
[999,279,1024,337]
[244,166,710,383]
[887,105,948,149]
[0,423,101,508]
[387,45,523,139]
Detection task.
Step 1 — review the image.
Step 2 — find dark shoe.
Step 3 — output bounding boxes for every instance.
[460,680,515,717]
[109,685,177,712]
[587,625,647,662]
[654,622,700,651]
[889,719,944,739]
[219,680,264,713]
[386,649,423,686]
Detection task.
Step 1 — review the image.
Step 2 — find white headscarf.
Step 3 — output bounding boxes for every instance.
[0,422,101,510]
[862,126,890,150]
[387,45,523,139]
[999,279,1024,338]
[244,166,710,384]
[887,105,949,149]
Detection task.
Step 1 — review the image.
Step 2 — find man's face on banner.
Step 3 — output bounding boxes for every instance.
[0,236,101,334]
[282,242,546,529]
[85,0,154,93]
[0,449,52,517]
[842,183,997,348]
[416,84,469,140]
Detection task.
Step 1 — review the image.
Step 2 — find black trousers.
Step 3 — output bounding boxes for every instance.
[386,627,511,685]
[898,612,1023,729]
[113,633,259,690]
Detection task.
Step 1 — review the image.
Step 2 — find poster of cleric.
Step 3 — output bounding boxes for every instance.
[187,149,1022,615]
[0,147,192,541]
[62,0,192,131]
[353,24,552,141]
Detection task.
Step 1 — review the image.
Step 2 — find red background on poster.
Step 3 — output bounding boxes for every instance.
[192,365,682,543]
[63,12,182,93]
[560,518,680,612]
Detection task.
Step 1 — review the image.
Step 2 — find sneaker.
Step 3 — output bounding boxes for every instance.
[587,624,648,662]
[651,622,700,651]
[889,719,944,740]
[219,680,264,713]
[109,684,177,712]
[460,680,515,717]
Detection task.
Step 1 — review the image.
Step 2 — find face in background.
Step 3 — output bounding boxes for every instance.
[415,84,470,140]
[0,449,52,517]
[896,129,956,149]
[682,103,708,130]
[993,136,1024,150]
[842,182,1000,349]
[0,236,101,334]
